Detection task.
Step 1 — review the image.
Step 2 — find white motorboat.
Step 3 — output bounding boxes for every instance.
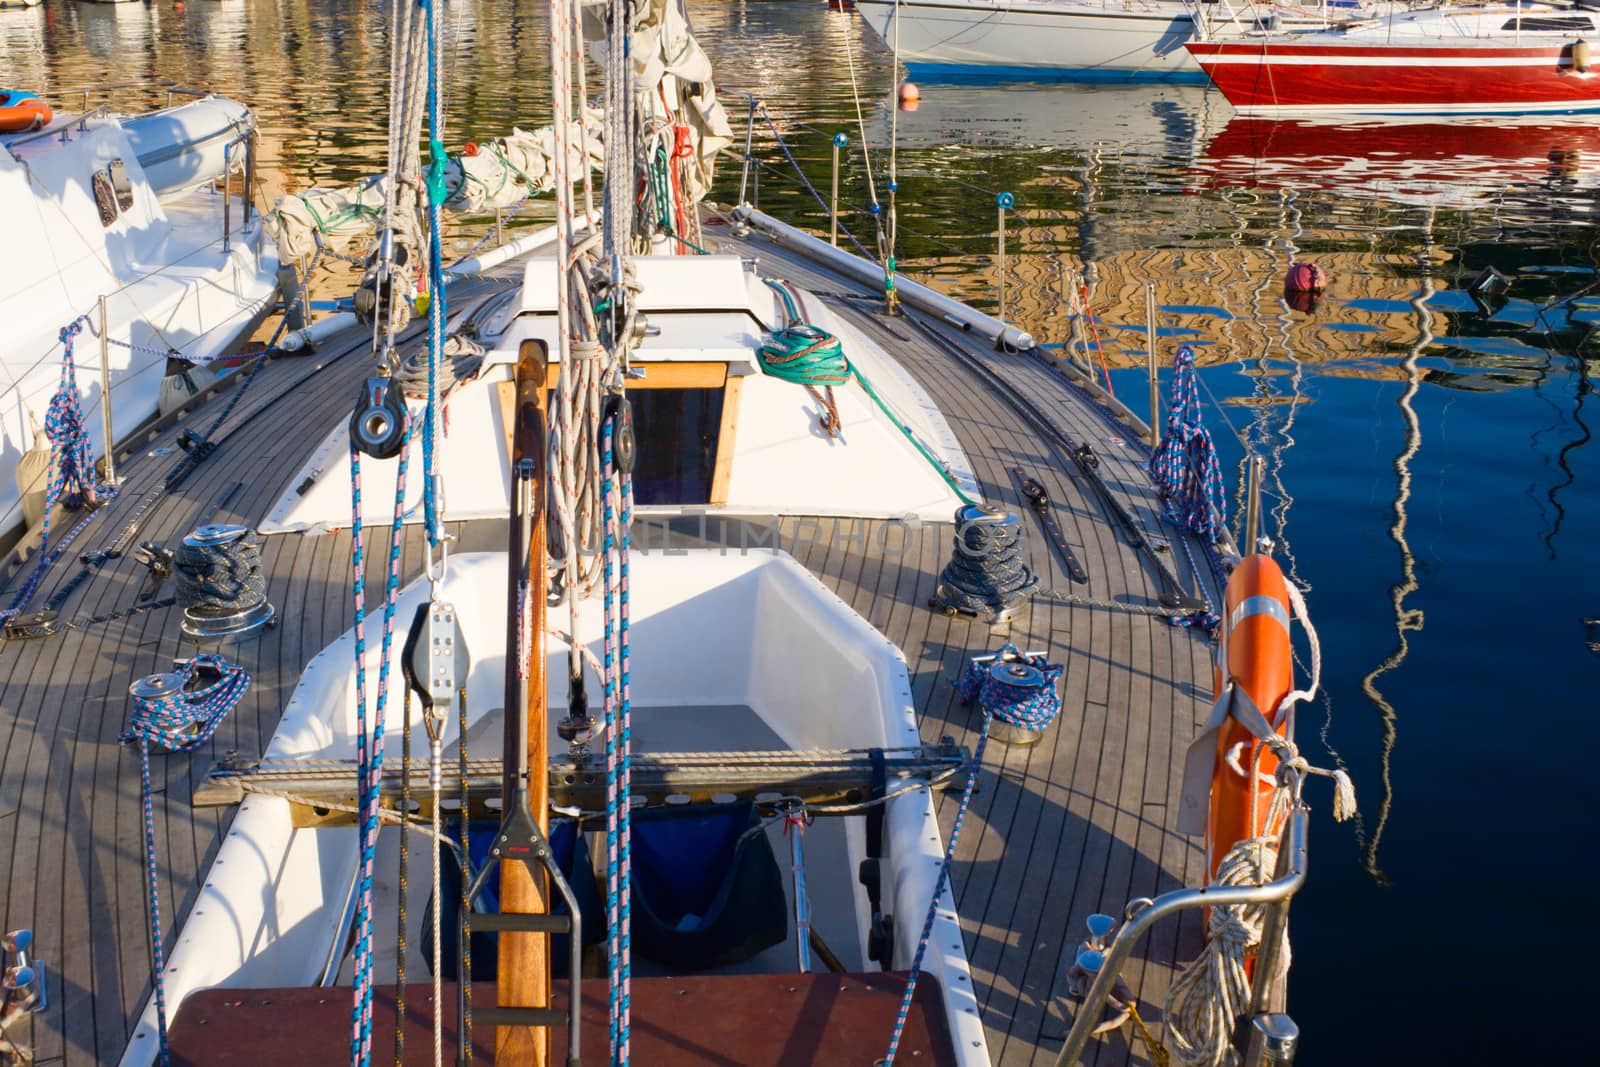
[0,91,278,544]
[855,0,1404,81]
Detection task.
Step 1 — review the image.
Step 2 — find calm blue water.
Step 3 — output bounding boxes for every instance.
[8,1,1598,1062]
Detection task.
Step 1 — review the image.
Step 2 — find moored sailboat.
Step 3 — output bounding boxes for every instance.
[1187,2,1600,113]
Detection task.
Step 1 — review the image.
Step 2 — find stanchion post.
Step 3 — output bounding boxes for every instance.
[1146,282,1161,450]
[830,131,848,248]
[996,192,1014,320]
[96,295,117,488]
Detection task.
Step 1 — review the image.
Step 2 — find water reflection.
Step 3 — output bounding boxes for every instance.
[1355,215,1435,888]
[1197,113,1600,219]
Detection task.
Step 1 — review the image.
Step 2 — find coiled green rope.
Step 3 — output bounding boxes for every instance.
[759,280,976,503]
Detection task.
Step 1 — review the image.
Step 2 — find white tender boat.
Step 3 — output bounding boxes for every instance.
[0,91,278,543]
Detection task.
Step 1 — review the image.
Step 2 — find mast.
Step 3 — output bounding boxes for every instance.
[498,339,552,1065]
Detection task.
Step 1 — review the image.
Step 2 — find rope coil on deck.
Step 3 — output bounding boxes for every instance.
[882,647,1061,1065]
[121,654,251,1067]
[174,530,267,613]
[930,505,1038,618]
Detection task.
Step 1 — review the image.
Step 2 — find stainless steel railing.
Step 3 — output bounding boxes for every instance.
[1051,802,1310,1066]
[221,128,257,253]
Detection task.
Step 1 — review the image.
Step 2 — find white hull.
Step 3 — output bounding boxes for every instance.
[857,0,1203,80]
[121,551,989,1067]
[0,98,277,542]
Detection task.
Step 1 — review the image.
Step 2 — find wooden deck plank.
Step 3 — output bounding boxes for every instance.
[0,242,1231,1067]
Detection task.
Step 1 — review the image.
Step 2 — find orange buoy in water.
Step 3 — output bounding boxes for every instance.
[174,1,185,11]
[0,91,51,134]
[898,83,920,112]
[1206,555,1295,879]
[1284,261,1326,293]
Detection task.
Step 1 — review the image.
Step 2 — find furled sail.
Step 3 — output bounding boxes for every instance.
[265,109,607,265]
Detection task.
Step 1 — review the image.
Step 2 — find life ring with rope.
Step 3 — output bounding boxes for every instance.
[1208,553,1294,880]
[0,91,52,135]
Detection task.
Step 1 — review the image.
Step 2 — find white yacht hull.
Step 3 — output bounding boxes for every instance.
[856,0,1205,81]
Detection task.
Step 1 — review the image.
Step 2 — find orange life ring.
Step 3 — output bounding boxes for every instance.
[1207,554,1293,880]
[0,91,52,135]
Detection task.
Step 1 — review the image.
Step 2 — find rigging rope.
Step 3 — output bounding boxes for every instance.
[601,413,634,1067]
[122,654,251,1067]
[348,415,413,1067]
[883,647,1061,1065]
[1147,344,1227,543]
[2,319,117,622]
[421,0,448,554]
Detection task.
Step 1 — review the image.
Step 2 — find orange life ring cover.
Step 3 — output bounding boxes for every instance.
[0,93,52,135]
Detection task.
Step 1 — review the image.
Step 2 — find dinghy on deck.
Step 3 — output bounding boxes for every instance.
[0,89,276,545]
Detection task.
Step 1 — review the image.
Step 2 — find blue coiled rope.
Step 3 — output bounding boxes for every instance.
[1147,343,1226,543]
[883,646,1062,1064]
[2,319,119,621]
[348,415,413,1067]
[122,654,252,1067]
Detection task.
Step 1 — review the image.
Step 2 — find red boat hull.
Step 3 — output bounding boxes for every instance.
[1187,40,1600,114]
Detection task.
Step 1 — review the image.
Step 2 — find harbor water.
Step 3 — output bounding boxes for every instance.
[5,1,1595,1063]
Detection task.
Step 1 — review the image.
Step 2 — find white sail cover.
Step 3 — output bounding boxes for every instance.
[266,109,606,264]
[628,0,734,204]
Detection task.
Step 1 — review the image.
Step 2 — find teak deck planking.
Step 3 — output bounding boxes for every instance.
[0,237,1220,1067]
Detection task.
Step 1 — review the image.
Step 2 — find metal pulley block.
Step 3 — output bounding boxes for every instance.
[603,393,636,475]
[557,676,595,757]
[349,376,408,459]
[402,599,470,720]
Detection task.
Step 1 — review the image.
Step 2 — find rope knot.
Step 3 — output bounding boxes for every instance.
[58,317,87,347]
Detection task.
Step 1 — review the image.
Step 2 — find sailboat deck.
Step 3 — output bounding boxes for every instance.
[0,234,1220,1067]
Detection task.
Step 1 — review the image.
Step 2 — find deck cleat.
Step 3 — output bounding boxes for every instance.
[1064,946,1133,1035]
[2,611,59,641]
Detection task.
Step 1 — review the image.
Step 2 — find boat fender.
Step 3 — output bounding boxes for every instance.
[1283,261,1326,293]
[349,376,408,459]
[16,425,50,530]
[1574,39,1591,73]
